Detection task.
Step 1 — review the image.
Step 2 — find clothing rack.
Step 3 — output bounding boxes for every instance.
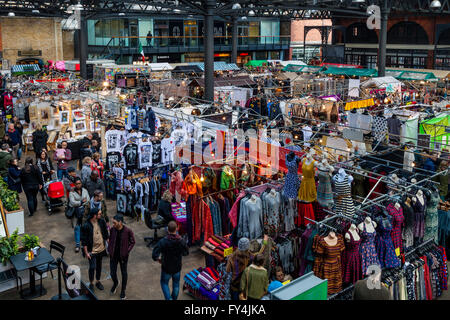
[327,283,355,300]
[304,217,337,232]
[404,238,435,258]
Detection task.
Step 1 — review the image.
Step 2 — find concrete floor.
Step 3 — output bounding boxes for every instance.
[0,155,200,300]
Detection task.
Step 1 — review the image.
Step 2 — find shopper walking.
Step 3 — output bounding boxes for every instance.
[84,171,105,198]
[81,207,109,291]
[80,156,92,185]
[12,117,23,160]
[6,123,21,160]
[0,143,12,179]
[7,159,22,193]
[63,167,78,198]
[69,178,90,253]
[20,157,43,216]
[108,214,135,300]
[54,141,72,180]
[239,254,269,300]
[91,152,104,179]
[32,124,48,159]
[79,142,93,170]
[0,118,5,141]
[85,190,109,225]
[152,220,189,300]
[226,237,251,300]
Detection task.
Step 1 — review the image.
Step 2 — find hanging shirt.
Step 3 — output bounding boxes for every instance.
[152,141,162,165]
[138,141,153,169]
[302,126,313,147]
[161,137,175,165]
[112,166,124,190]
[105,129,123,153]
[123,143,139,171]
[106,151,122,170]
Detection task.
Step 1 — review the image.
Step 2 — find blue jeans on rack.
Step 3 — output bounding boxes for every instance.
[160,271,180,300]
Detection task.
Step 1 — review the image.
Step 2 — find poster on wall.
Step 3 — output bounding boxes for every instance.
[39,107,50,123]
[72,109,85,122]
[60,111,69,124]
[90,121,100,132]
[73,121,86,133]
[29,105,37,120]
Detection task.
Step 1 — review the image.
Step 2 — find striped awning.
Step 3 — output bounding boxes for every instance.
[11,64,40,73]
[189,62,240,71]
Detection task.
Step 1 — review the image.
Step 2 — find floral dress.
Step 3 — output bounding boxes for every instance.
[283,154,300,199]
[359,222,380,275]
[376,219,401,269]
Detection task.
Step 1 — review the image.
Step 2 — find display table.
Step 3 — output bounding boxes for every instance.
[10,248,54,299]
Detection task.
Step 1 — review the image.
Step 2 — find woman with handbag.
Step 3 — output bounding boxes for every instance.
[69,178,90,253]
[226,237,251,300]
[20,157,43,217]
[239,253,269,301]
[7,159,22,193]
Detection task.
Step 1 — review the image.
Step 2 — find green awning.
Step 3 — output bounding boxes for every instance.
[282,64,304,72]
[245,60,268,67]
[299,65,324,74]
[386,69,438,81]
[323,66,378,77]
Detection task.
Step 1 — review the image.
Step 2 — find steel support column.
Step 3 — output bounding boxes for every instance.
[231,17,238,64]
[204,0,216,102]
[378,0,389,77]
[79,13,88,79]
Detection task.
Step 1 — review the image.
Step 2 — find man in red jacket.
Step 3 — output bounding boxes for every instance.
[108,214,135,300]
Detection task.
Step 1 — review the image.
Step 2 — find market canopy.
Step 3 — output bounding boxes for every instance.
[172,65,203,73]
[323,66,377,77]
[283,64,305,72]
[296,65,325,74]
[190,76,256,87]
[361,76,402,89]
[245,60,269,67]
[386,69,438,81]
[280,60,306,67]
[189,62,240,71]
[149,63,173,71]
[11,64,40,74]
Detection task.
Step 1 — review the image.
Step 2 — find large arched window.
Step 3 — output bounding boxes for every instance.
[388,22,429,44]
[345,22,378,43]
[438,27,450,45]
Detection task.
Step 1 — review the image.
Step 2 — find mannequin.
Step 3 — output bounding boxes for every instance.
[324,231,338,246]
[298,151,317,202]
[413,190,425,205]
[334,168,355,218]
[358,217,377,233]
[333,168,354,185]
[283,152,301,199]
[317,156,334,208]
[345,224,360,242]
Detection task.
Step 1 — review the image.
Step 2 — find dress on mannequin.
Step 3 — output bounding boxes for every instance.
[312,234,345,294]
[317,169,333,208]
[334,175,355,218]
[298,159,317,202]
[360,222,380,275]
[343,231,362,284]
[386,203,404,251]
[424,191,440,243]
[376,219,401,269]
[283,154,300,199]
[413,195,427,244]
[402,201,415,250]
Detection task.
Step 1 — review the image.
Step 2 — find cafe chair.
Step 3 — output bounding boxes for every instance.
[32,241,65,295]
[59,259,97,300]
[143,208,167,248]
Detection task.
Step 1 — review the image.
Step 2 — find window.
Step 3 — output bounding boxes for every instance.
[388,22,429,44]
[345,23,378,43]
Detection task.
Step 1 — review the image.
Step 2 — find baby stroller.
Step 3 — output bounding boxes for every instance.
[43,180,65,215]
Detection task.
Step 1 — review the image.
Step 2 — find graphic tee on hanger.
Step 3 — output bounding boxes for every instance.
[139,141,153,169]
[161,137,175,165]
[105,129,127,153]
[106,151,122,170]
[152,141,162,165]
[123,143,139,170]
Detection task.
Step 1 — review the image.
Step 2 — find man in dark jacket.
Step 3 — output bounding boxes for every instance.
[84,171,105,197]
[32,125,48,158]
[152,221,189,300]
[108,214,135,300]
[0,144,12,178]
[81,207,109,291]
[6,123,21,160]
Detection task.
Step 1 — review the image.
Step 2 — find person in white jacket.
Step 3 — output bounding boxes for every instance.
[69,178,90,253]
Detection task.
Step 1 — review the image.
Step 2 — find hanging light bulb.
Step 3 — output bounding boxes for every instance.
[200,175,204,182]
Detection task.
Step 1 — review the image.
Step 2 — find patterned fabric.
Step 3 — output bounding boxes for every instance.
[424,192,440,243]
[317,169,333,208]
[438,246,448,290]
[376,219,401,269]
[343,231,362,284]
[414,197,427,240]
[312,234,345,295]
[359,222,380,275]
[298,159,317,202]
[373,116,387,142]
[283,154,300,199]
[387,203,404,251]
[312,201,327,222]
[334,175,355,218]
[402,203,415,250]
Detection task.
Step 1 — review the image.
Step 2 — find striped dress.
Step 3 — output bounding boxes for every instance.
[334,175,355,218]
[313,235,345,295]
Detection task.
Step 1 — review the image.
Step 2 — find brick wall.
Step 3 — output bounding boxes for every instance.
[291,19,332,43]
[0,17,65,64]
[62,30,75,61]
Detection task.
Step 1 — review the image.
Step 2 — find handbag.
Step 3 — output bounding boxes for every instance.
[239,268,250,300]
[65,205,75,219]
[8,174,20,185]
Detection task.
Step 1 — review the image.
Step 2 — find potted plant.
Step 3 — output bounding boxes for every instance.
[0,179,24,234]
[0,229,20,267]
[20,234,40,251]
